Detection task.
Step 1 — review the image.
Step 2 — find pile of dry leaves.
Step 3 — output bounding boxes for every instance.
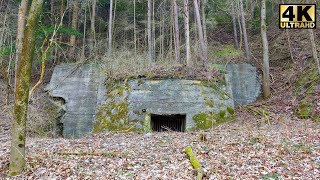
[1,116,319,179]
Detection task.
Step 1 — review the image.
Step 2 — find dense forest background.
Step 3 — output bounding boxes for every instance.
[0,0,281,71]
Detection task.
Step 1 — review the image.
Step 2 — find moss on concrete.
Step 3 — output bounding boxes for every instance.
[143,114,152,132]
[192,108,235,130]
[94,81,139,132]
[227,106,235,115]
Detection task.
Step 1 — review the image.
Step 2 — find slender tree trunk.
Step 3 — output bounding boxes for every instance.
[193,5,199,61]
[51,0,55,23]
[57,0,65,63]
[161,13,165,61]
[193,0,207,67]
[309,29,320,75]
[159,12,163,61]
[237,0,243,49]
[82,4,87,59]
[201,0,207,47]
[134,0,137,54]
[173,0,180,63]
[261,0,270,99]
[169,4,173,61]
[231,0,239,49]
[91,0,96,48]
[308,0,320,75]
[250,0,255,17]
[152,0,156,61]
[184,0,192,66]
[9,0,44,176]
[70,0,80,57]
[112,0,117,48]
[15,0,28,91]
[108,0,113,56]
[60,0,64,19]
[239,0,250,61]
[147,0,154,64]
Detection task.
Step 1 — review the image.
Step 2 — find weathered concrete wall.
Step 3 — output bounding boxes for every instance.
[47,63,261,138]
[226,64,261,106]
[45,64,100,138]
[127,79,234,130]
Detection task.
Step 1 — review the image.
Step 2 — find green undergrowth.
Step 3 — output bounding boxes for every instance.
[294,66,320,122]
[215,45,243,59]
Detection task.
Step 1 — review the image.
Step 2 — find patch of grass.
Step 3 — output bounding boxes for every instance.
[215,45,243,59]
[281,139,311,154]
[262,173,280,180]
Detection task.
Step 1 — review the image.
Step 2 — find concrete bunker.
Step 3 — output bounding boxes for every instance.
[151,114,186,132]
[46,63,261,138]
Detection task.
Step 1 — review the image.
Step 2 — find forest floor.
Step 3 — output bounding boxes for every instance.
[0,105,319,179]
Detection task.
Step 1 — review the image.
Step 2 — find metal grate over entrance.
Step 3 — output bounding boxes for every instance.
[151,114,186,132]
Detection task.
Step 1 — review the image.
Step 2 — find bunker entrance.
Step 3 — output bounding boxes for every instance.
[151,114,186,132]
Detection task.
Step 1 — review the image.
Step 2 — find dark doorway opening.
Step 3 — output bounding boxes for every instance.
[151,114,186,132]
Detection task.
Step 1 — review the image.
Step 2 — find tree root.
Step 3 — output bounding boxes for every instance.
[185,146,203,180]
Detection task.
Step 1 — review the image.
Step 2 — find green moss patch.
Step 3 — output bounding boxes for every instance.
[192,108,235,130]
[94,82,139,132]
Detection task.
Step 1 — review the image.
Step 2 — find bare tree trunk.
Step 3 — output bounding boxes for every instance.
[261,0,270,99]
[183,0,192,66]
[15,0,28,90]
[51,0,55,23]
[239,0,250,61]
[193,0,207,67]
[152,0,155,61]
[56,0,65,63]
[237,0,243,49]
[308,0,320,75]
[250,0,255,17]
[193,5,199,62]
[108,0,113,56]
[309,29,320,75]
[82,4,87,59]
[9,0,44,176]
[134,0,137,54]
[91,0,96,48]
[169,4,173,61]
[70,0,80,57]
[147,0,154,64]
[231,0,239,49]
[173,0,180,63]
[201,0,207,47]
[161,13,165,61]
[112,0,117,48]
